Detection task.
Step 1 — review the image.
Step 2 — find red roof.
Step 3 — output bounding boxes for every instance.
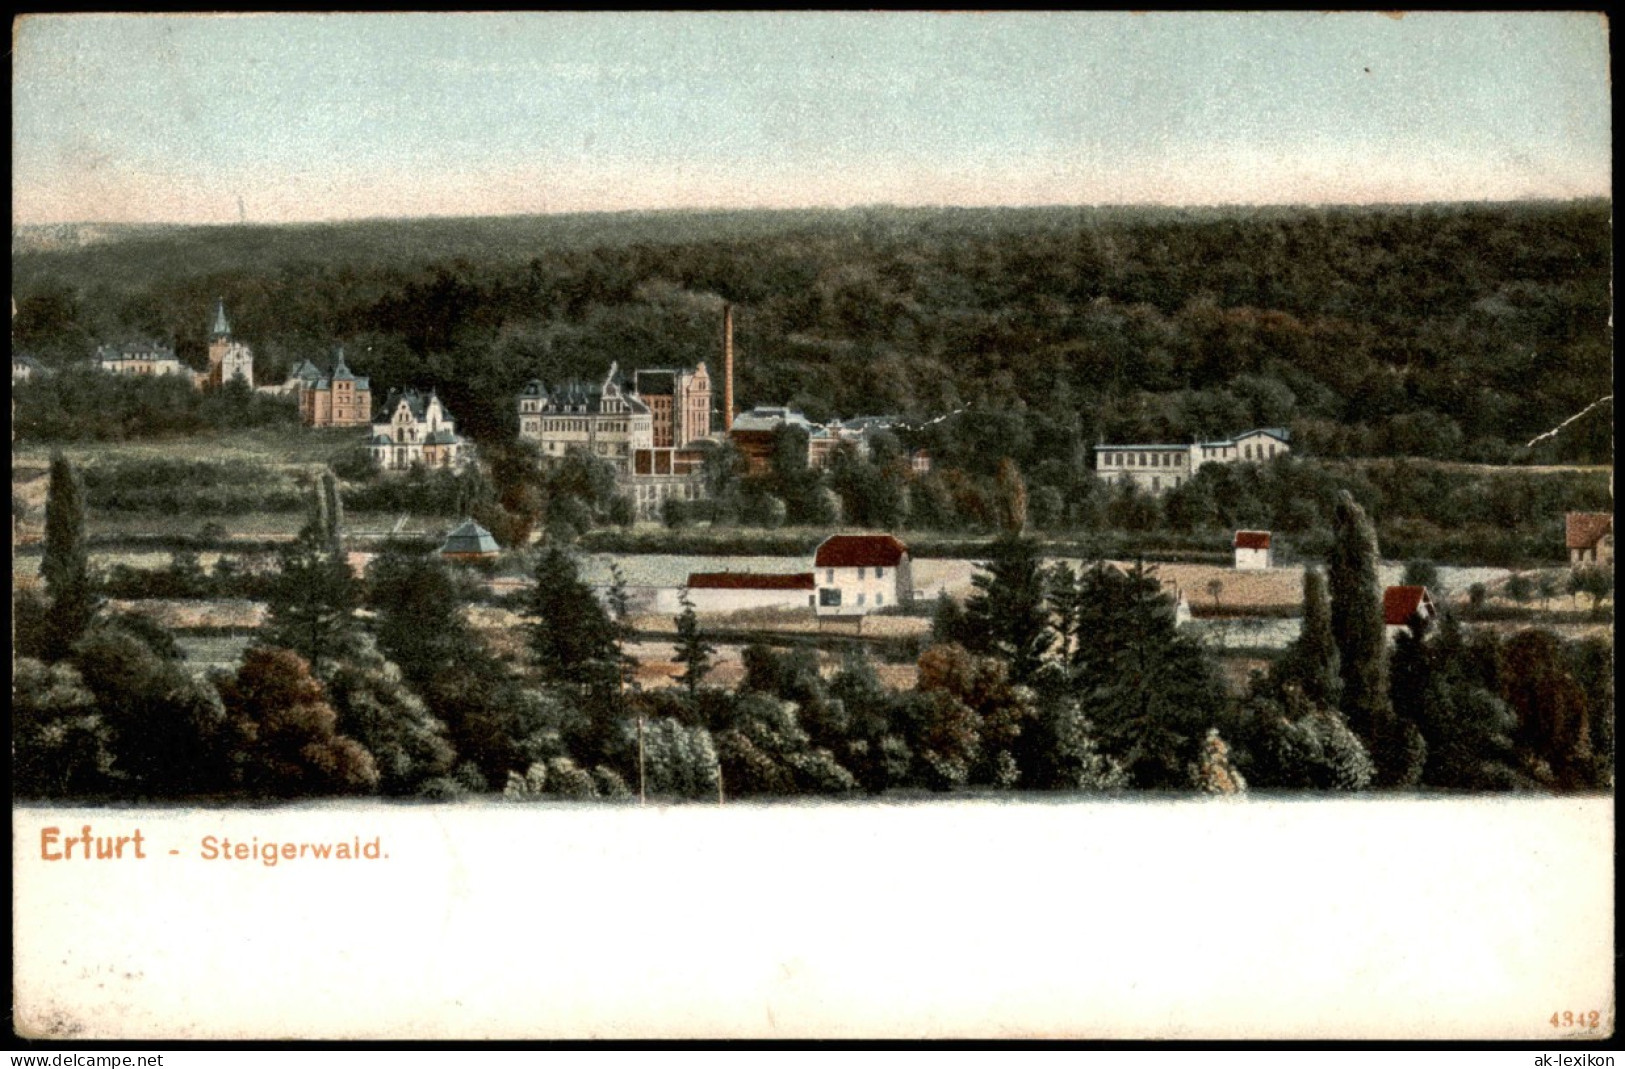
[813,534,909,568]
[1383,586,1435,626]
[688,571,814,591]
[1233,530,1272,550]
[1565,512,1613,550]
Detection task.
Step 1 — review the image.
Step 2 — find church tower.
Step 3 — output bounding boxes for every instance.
[207,298,254,388]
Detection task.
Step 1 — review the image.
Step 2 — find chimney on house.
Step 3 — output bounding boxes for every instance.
[722,302,735,432]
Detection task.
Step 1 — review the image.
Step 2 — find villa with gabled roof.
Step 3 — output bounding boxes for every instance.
[369,388,468,472]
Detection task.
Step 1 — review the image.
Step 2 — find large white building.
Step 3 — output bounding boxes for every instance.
[1096,428,1292,494]
[518,362,654,474]
[94,342,192,380]
[369,388,468,472]
[813,534,913,617]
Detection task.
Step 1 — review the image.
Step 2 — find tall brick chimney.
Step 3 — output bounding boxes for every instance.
[722,303,735,432]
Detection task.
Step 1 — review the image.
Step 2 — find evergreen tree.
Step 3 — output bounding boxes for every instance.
[1273,566,1342,707]
[1064,561,1229,788]
[672,592,716,697]
[1327,492,1392,747]
[40,453,101,660]
[962,534,1054,686]
[526,544,620,695]
[366,542,487,691]
[262,525,360,674]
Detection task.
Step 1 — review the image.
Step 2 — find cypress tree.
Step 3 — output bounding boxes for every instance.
[41,453,100,660]
[1327,492,1393,748]
[1280,566,1341,708]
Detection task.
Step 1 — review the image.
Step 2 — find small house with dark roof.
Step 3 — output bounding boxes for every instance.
[298,348,372,427]
[685,570,815,614]
[1565,512,1613,567]
[439,519,500,562]
[1383,585,1437,636]
[1233,530,1274,570]
[813,534,912,616]
[370,388,467,472]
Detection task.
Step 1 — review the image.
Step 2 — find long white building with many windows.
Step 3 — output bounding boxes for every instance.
[1095,427,1291,494]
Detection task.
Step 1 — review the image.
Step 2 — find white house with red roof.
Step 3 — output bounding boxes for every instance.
[813,534,913,617]
[1383,585,1437,638]
[1233,530,1273,570]
[685,571,816,614]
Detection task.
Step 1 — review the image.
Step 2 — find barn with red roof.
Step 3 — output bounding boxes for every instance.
[685,570,816,614]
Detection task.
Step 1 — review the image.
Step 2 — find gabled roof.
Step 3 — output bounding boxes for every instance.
[424,429,461,445]
[1565,512,1613,550]
[688,571,814,590]
[1233,427,1292,443]
[1383,586,1436,627]
[1233,530,1272,550]
[97,341,178,361]
[520,380,549,399]
[814,534,908,568]
[439,519,499,557]
[290,360,324,382]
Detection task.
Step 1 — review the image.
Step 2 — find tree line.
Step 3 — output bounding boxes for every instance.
[15,455,1610,802]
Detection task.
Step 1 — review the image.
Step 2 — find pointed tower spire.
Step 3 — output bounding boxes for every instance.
[211,298,231,338]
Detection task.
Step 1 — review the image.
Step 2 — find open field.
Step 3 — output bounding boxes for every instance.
[10,426,361,472]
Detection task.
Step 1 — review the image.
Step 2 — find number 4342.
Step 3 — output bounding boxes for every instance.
[1551,1010,1601,1029]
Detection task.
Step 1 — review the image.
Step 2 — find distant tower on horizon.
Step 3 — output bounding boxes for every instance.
[237,195,247,225]
[207,298,254,388]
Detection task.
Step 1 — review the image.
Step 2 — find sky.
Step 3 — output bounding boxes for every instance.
[10,12,1613,225]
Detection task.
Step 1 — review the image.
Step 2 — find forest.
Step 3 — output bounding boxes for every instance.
[12,199,1614,467]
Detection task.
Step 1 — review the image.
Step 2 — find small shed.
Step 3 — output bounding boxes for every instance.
[1233,530,1273,570]
[439,519,500,562]
[1383,585,1437,635]
[1565,512,1613,567]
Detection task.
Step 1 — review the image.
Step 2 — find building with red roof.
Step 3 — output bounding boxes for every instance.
[1233,530,1273,570]
[1565,512,1613,567]
[685,571,815,614]
[813,534,913,616]
[1383,585,1437,634]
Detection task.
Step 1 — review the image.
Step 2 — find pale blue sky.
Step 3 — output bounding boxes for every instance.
[11,12,1612,224]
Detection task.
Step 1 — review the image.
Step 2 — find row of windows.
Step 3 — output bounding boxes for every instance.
[817,589,885,607]
[1103,451,1186,468]
[824,567,886,583]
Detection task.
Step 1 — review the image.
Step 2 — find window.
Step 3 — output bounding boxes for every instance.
[820,589,842,607]
[826,569,834,584]
[876,593,884,606]
[876,567,885,579]
[1152,476,1160,490]
[858,567,866,580]
[857,593,866,606]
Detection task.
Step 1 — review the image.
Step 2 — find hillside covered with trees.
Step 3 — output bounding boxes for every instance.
[13,199,1613,467]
